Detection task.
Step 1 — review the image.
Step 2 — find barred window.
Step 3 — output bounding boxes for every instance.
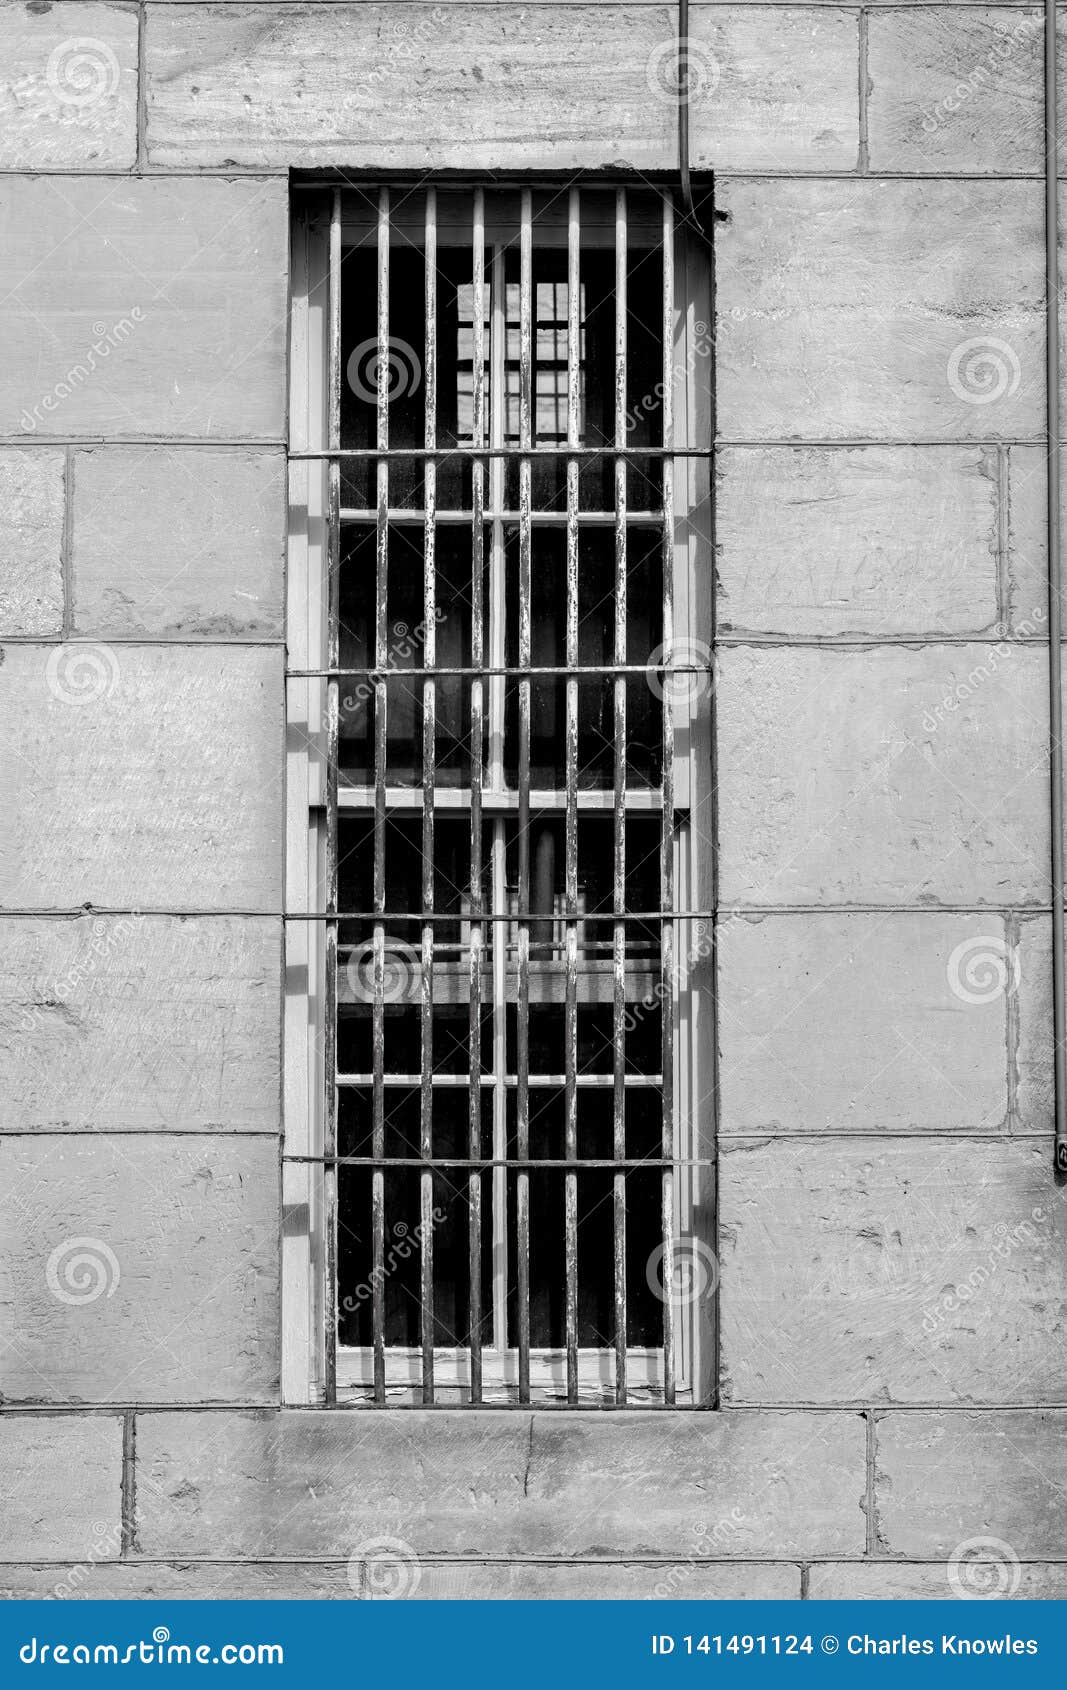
[286,181,714,1407]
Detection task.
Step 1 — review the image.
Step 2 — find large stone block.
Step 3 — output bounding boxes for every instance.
[876,1411,1067,1558]
[867,10,1043,174]
[0,449,64,636]
[0,178,287,440]
[146,3,669,169]
[0,915,281,1132]
[134,1409,866,1558]
[717,446,1000,637]
[1006,445,1060,636]
[384,1561,802,1600]
[0,2,138,169]
[0,1414,122,1560]
[717,914,1008,1134]
[0,1136,279,1404]
[809,1560,1067,1599]
[717,645,1049,906]
[688,9,858,171]
[1015,916,1054,1132]
[719,1139,1065,1404]
[0,645,283,912]
[72,448,285,639]
[0,1557,800,1601]
[0,1563,355,1602]
[716,181,1044,441]
[145,4,857,172]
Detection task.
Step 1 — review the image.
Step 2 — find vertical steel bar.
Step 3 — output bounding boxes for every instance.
[489,245,509,1357]
[468,187,487,1400]
[323,188,342,1408]
[660,191,677,1405]
[516,187,534,1403]
[420,187,438,1401]
[371,185,390,1404]
[612,186,628,1406]
[564,185,581,1405]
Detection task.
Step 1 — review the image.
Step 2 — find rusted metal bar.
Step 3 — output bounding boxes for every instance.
[420,186,438,1402]
[660,191,677,1406]
[290,445,713,460]
[612,185,629,1407]
[371,185,390,1405]
[516,184,534,1404]
[291,1156,704,1169]
[339,508,667,527]
[309,909,713,922]
[489,241,509,1361]
[563,185,581,1405]
[290,662,714,679]
[335,1074,666,1090]
[468,187,487,1401]
[323,187,343,1409]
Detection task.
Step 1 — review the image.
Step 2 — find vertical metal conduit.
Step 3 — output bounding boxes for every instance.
[1047,0,1067,1176]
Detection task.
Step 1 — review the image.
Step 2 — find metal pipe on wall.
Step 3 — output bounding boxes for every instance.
[1046,0,1067,1176]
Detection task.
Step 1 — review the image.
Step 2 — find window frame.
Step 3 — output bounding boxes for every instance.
[283,178,715,1409]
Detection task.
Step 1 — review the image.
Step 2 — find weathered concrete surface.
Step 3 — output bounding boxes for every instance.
[144,4,856,172]
[720,1140,1066,1404]
[0,915,281,1132]
[1015,916,1054,1133]
[0,1136,279,1403]
[0,2,138,170]
[72,448,285,639]
[717,645,1050,907]
[716,446,1000,637]
[0,1415,123,1560]
[380,1560,801,1599]
[0,1558,801,1600]
[0,178,287,440]
[876,1411,1067,1557]
[867,10,1043,175]
[1006,445,1063,634]
[717,914,1009,1134]
[146,3,671,169]
[688,8,858,171]
[0,449,64,636]
[808,1560,1067,1599]
[716,181,1044,441]
[134,1410,866,1558]
[0,646,283,912]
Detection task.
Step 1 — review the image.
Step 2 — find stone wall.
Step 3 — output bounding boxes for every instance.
[0,0,1063,1600]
